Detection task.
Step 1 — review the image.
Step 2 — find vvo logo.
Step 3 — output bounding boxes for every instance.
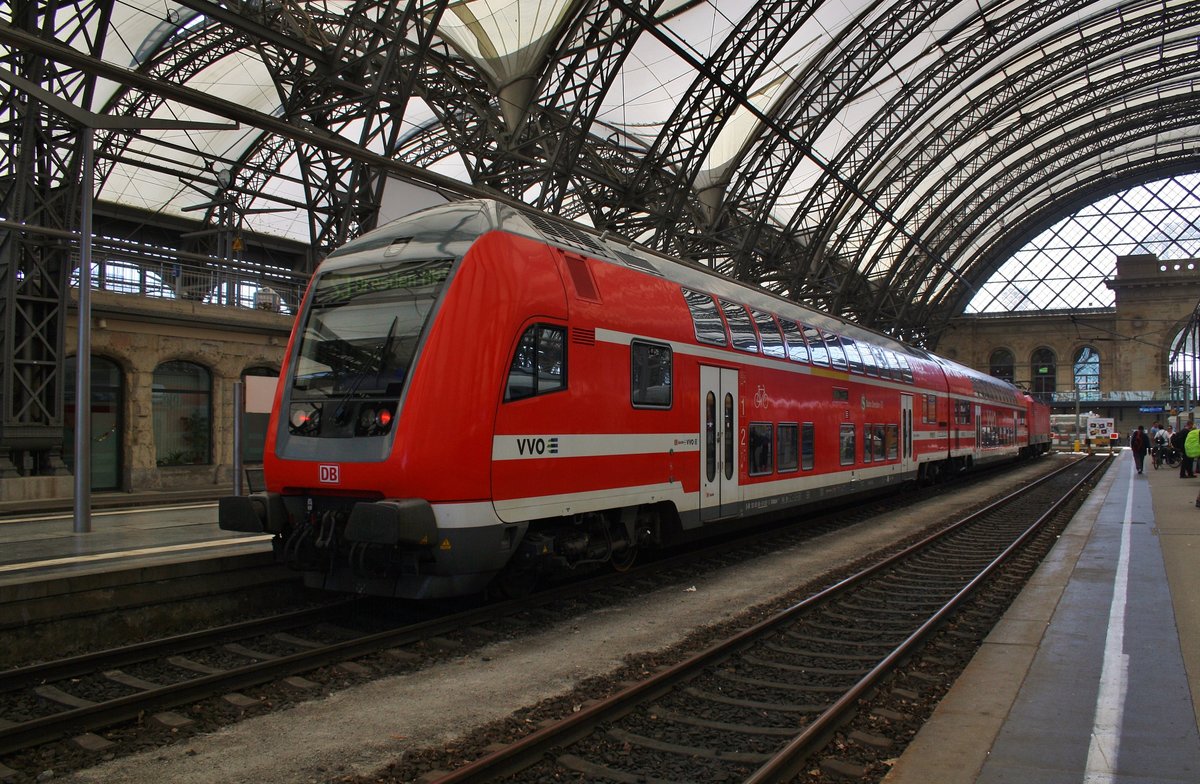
[319,464,340,484]
[516,437,559,456]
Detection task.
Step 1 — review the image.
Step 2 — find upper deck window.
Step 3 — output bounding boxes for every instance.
[840,337,866,374]
[823,331,848,371]
[752,310,786,359]
[682,289,728,346]
[720,300,759,353]
[803,324,829,366]
[778,318,810,363]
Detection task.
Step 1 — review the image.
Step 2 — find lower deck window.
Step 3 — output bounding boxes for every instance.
[749,423,773,476]
[778,423,799,472]
[801,423,814,470]
[840,424,856,466]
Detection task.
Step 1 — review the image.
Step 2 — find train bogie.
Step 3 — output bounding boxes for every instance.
[220,199,1052,599]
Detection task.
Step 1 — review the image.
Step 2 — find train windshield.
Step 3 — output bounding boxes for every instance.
[291,259,453,400]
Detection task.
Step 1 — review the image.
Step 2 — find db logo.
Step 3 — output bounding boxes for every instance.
[318,464,340,484]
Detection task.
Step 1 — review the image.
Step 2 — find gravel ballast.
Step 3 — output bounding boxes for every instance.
[60,460,1059,784]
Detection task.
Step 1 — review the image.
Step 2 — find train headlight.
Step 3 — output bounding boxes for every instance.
[355,404,395,435]
[376,407,394,430]
[289,403,321,434]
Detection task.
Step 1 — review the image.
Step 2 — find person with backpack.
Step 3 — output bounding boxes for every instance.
[1174,423,1194,478]
[1130,425,1149,473]
[1186,422,1200,480]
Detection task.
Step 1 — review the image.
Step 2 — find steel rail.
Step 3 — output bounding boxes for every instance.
[427,455,1103,783]
[745,455,1108,782]
[0,600,362,693]
[0,456,1072,758]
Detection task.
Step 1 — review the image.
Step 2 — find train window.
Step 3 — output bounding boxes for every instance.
[720,300,760,353]
[682,289,728,346]
[897,355,913,384]
[801,423,815,470]
[823,331,848,371]
[840,424,856,466]
[631,341,672,409]
[868,345,889,378]
[749,423,773,476]
[873,424,887,461]
[840,336,866,374]
[954,400,971,424]
[752,310,786,359]
[805,325,829,366]
[778,318,810,363]
[724,393,735,480]
[505,324,566,401]
[860,343,880,377]
[884,350,905,381]
[705,392,717,482]
[878,348,897,379]
[924,394,938,424]
[778,423,799,472]
[833,387,849,402]
[863,424,885,462]
[886,425,899,459]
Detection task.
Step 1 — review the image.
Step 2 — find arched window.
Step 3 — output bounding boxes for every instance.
[1073,347,1101,401]
[989,349,1015,383]
[64,355,124,490]
[1030,348,1057,401]
[153,361,211,466]
[1170,325,1200,406]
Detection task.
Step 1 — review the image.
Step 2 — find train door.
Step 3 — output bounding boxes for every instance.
[901,394,914,473]
[975,404,982,457]
[700,365,739,522]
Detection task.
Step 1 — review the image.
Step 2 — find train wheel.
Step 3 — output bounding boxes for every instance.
[486,565,538,600]
[611,544,638,572]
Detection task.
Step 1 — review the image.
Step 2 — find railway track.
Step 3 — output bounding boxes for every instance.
[422,455,1106,784]
[0,456,1067,778]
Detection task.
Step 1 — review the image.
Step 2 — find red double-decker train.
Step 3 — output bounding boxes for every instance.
[220,199,1051,599]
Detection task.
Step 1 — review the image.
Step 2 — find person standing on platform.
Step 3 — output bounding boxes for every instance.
[1130,425,1149,473]
[1174,423,1194,478]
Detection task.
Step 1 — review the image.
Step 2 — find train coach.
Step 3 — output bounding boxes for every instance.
[220,199,1051,599]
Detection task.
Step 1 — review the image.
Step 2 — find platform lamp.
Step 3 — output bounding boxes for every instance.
[0,68,235,533]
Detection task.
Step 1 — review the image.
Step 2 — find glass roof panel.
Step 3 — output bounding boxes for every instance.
[967,173,1200,314]
[98,50,278,218]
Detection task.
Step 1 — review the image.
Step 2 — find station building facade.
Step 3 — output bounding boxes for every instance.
[936,253,1200,440]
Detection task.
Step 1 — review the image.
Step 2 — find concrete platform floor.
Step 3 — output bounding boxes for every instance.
[884,450,1200,784]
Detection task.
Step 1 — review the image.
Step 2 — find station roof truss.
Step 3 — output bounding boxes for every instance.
[3,0,1200,346]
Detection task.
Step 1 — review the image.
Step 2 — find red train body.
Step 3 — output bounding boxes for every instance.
[220,200,1051,599]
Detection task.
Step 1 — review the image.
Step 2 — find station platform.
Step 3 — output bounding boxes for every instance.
[0,491,271,588]
[885,450,1200,784]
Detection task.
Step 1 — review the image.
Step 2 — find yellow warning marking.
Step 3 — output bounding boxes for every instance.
[440,538,452,550]
[418,535,429,545]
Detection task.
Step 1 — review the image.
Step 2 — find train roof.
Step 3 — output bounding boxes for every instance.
[330,199,1030,402]
[333,199,925,354]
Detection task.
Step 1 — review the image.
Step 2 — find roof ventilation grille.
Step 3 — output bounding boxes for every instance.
[525,213,607,257]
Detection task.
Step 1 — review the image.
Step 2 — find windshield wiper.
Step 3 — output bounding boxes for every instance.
[333,316,398,424]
